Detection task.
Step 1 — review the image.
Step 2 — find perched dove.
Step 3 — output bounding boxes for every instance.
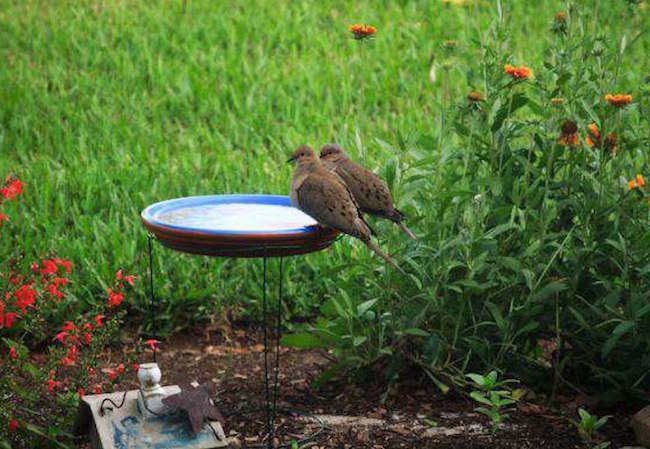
[288,145,400,268]
[319,144,417,239]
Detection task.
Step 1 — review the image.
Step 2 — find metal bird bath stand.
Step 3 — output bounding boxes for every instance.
[76,195,337,449]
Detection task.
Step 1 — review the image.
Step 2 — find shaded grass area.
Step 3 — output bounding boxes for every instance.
[1,0,648,326]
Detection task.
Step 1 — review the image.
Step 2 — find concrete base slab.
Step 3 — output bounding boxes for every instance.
[74,386,230,449]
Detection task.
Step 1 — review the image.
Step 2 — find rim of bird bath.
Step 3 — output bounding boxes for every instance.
[140,194,341,448]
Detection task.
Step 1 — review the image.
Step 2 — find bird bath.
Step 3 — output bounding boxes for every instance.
[76,195,336,449]
[140,194,339,257]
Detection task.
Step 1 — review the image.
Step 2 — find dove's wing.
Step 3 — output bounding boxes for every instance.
[296,170,371,241]
[336,160,394,213]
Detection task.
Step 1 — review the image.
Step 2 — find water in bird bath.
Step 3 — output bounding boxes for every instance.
[154,203,318,233]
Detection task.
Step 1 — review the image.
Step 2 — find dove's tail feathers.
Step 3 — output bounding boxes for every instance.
[381,208,417,240]
[398,221,418,240]
[365,241,405,274]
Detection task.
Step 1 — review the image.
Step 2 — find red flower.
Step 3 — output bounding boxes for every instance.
[14,284,37,313]
[144,339,160,352]
[107,369,118,381]
[54,331,68,344]
[116,269,136,287]
[1,177,23,200]
[83,322,93,331]
[53,258,72,273]
[47,283,65,299]
[61,356,75,366]
[2,312,17,329]
[8,418,18,433]
[9,347,17,359]
[8,274,24,285]
[87,367,96,377]
[132,363,140,372]
[107,288,124,308]
[47,378,62,393]
[83,332,92,345]
[40,259,58,276]
[93,384,103,395]
[53,277,69,287]
[116,363,125,375]
[94,314,105,327]
[78,388,85,398]
[0,213,7,225]
[62,321,75,332]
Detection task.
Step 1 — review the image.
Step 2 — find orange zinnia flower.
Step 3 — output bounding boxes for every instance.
[349,24,377,40]
[585,123,618,155]
[504,64,532,80]
[604,93,632,107]
[558,120,579,147]
[628,174,645,190]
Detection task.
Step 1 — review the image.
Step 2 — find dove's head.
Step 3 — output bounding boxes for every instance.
[287,145,318,167]
[319,144,347,163]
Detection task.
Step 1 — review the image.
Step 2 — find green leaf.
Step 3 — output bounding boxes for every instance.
[356,299,378,316]
[353,336,368,347]
[470,391,493,405]
[531,281,568,301]
[612,321,635,336]
[403,328,430,337]
[467,373,487,387]
[491,93,528,132]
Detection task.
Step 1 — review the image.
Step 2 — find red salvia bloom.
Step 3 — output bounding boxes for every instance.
[47,378,62,393]
[94,314,105,327]
[62,321,75,332]
[3,312,17,329]
[9,347,17,359]
[47,283,65,299]
[14,285,37,313]
[116,269,136,287]
[54,331,68,344]
[1,177,23,200]
[107,369,118,381]
[40,259,58,276]
[53,258,72,273]
[107,288,124,308]
[144,339,160,351]
[84,332,92,345]
[8,418,18,433]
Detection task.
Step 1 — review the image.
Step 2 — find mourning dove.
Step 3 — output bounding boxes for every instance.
[320,144,417,239]
[288,145,400,269]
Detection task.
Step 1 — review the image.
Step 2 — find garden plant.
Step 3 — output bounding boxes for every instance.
[2,0,650,447]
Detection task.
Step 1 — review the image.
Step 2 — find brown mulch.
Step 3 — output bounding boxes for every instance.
[78,324,637,449]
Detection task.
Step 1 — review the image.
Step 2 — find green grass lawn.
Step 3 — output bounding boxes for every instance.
[1,0,648,326]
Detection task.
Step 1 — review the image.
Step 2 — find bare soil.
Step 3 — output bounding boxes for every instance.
[87,325,636,449]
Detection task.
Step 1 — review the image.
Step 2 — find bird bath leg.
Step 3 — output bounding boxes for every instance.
[261,253,284,449]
